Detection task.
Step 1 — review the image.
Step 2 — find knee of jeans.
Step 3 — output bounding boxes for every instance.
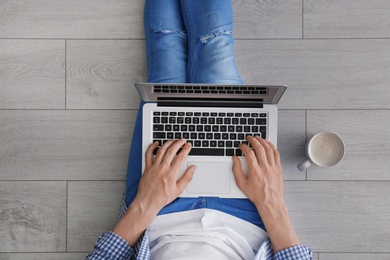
[199,30,233,44]
[153,29,187,36]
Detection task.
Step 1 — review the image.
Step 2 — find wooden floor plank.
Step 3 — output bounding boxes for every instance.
[235,39,390,109]
[233,0,302,39]
[67,181,126,252]
[285,181,390,253]
[0,0,144,39]
[307,110,390,180]
[304,0,390,38]
[0,110,136,180]
[0,181,66,252]
[67,40,145,109]
[0,40,65,109]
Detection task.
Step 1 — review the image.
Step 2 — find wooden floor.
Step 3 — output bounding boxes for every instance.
[1,1,390,259]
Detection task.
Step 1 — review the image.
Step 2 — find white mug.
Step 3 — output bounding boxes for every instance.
[297,132,345,171]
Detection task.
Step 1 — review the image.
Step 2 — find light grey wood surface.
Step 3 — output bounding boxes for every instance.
[0,182,66,252]
[304,0,390,38]
[0,111,135,180]
[235,39,390,109]
[67,40,145,109]
[232,0,303,39]
[0,253,87,260]
[1,0,390,257]
[307,110,390,180]
[278,110,306,180]
[285,181,390,252]
[0,0,144,39]
[319,253,390,260]
[0,40,65,109]
[67,181,125,252]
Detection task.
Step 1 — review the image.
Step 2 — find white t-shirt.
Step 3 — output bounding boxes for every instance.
[148,209,268,260]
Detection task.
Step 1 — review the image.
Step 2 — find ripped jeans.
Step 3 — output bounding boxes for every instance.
[125,0,265,230]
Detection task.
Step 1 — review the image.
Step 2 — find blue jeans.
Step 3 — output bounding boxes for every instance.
[125,0,265,230]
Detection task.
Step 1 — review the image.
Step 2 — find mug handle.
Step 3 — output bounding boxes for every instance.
[297,159,311,171]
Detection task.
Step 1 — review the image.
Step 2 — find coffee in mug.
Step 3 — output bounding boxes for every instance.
[297,132,345,171]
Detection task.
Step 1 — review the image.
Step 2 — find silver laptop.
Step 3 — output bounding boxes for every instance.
[136,83,286,198]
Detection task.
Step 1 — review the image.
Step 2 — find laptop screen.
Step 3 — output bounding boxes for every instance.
[135,83,286,106]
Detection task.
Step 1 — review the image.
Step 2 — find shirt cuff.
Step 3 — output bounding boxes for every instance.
[86,231,133,259]
[274,244,313,260]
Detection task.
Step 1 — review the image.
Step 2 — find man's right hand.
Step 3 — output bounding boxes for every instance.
[232,136,301,253]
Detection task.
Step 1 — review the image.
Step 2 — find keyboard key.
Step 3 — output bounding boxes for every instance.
[222,133,229,140]
[210,141,217,147]
[204,125,211,132]
[243,113,250,117]
[212,125,219,132]
[175,132,181,139]
[197,125,203,132]
[226,141,233,147]
[165,125,172,131]
[167,132,174,139]
[161,117,168,123]
[232,118,239,125]
[194,140,201,147]
[153,125,164,131]
[224,118,231,124]
[256,118,267,125]
[244,126,251,132]
[153,112,161,115]
[202,140,209,147]
[228,126,235,132]
[226,149,234,156]
[248,118,255,125]
[214,133,221,139]
[169,117,176,123]
[189,125,196,132]
[183,132,189,139]
[181,125,188,131]
[173,125,180,131]
[208,118,215,124]
[230,133,237,140]
[235,149,243,156]
[198,133,205,139]
[220,125,227,132]
[185,117,192,124]
[153,132,166,139]
[153,117,160,123]
[252,126,259,132]
[202,112,209,116]
[260,113,267,117]
[218,141,225,147]
[236,125,243,132]
[170,112,177,116]
[235,113,242,117]
[189,148,224,156]
[191,133,197,139]
[177,117,184,124]
[234,141,240,148]
[240,118,247,124]
[206,133,213,139]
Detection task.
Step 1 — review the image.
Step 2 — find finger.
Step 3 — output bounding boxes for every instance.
[248,136,267,165]
[255,136,275,165]
[154,140,175,165]
[239,143,257,172]
[162,138,187,164]
[145,141,160,168]
[176,165,196,194]
[266,139,281,167]
[172,141,192,169]
[232,155,247,190]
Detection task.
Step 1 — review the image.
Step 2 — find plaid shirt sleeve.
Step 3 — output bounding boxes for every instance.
[86,193,152,259]
[255,238,313,260]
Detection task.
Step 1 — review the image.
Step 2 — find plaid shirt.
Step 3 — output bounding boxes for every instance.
[87,195,312,260]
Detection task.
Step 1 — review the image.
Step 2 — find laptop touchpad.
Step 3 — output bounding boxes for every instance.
[187,162,231,195]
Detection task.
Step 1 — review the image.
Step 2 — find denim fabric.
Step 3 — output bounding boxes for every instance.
[125,0,264,230]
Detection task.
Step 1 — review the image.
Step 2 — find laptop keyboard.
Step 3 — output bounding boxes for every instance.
[152,110,267,156]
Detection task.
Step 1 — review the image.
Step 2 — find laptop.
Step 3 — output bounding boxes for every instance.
[136,83,286,198]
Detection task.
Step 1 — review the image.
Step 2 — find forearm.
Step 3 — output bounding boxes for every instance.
[112,199,158,246]
[257,201,301,253]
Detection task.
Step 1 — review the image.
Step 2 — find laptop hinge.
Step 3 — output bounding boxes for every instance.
[157,98,264,108]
